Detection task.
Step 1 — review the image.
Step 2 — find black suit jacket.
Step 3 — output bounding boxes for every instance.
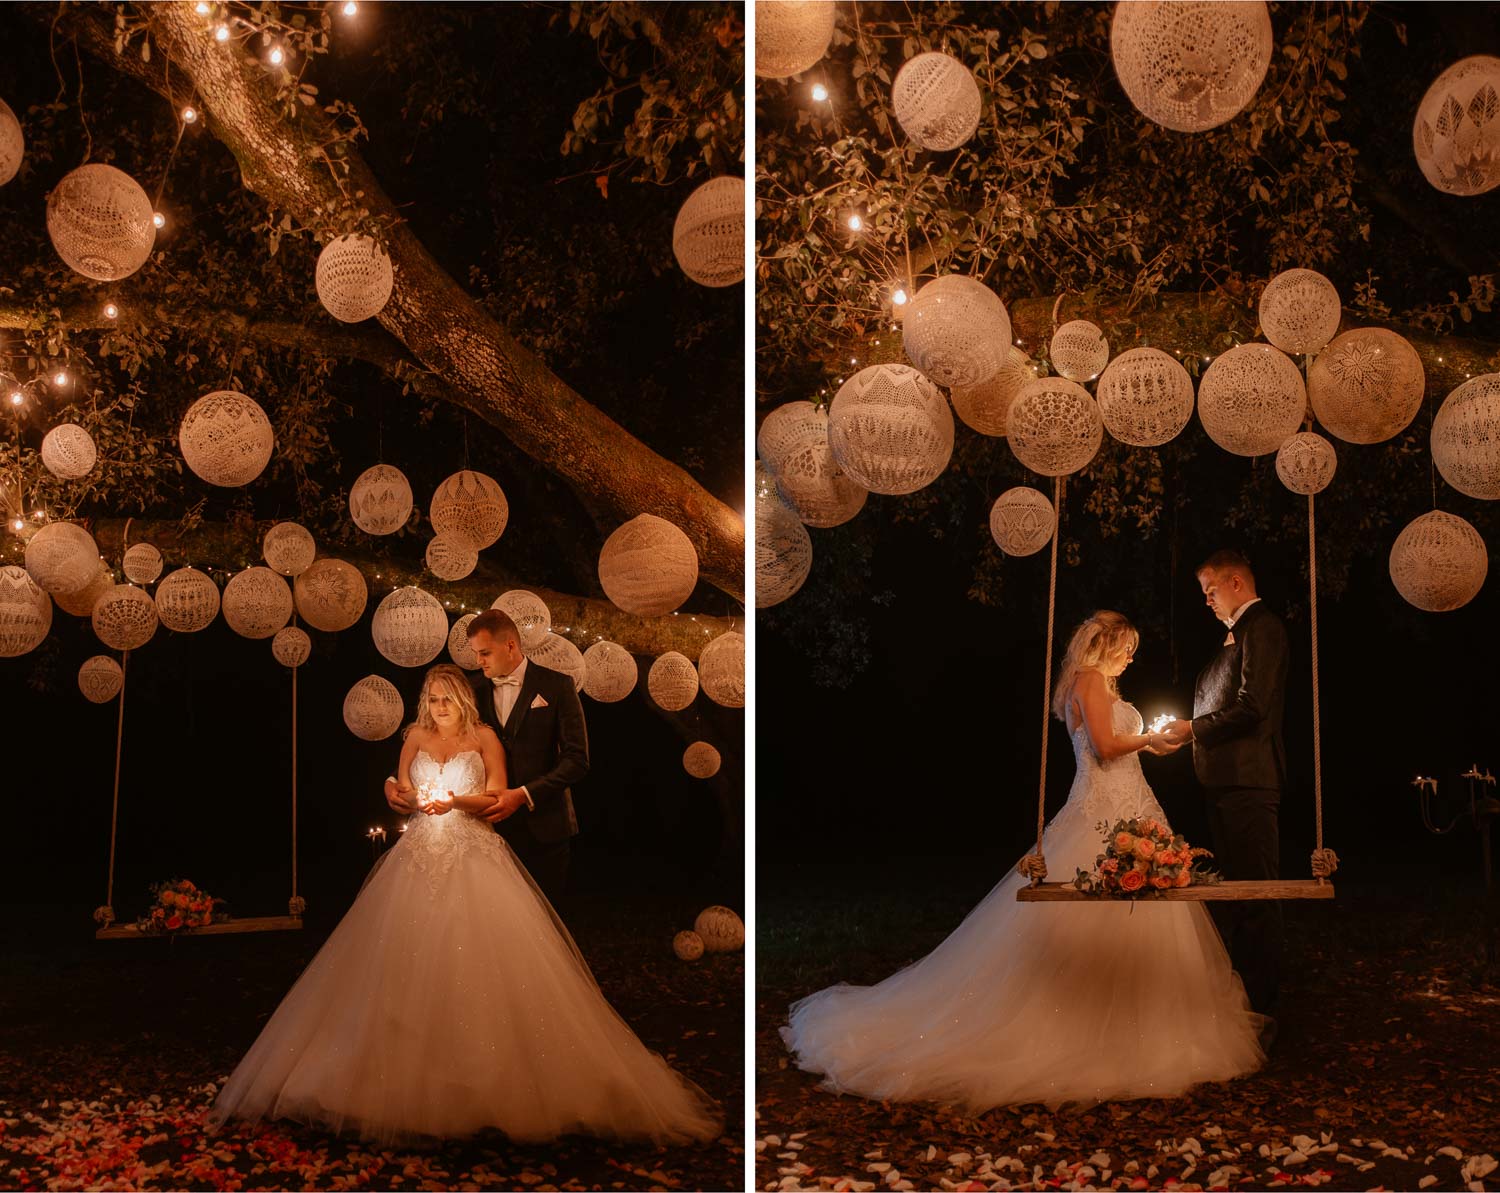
[1190,600,1290,791]
[471,662,590,846]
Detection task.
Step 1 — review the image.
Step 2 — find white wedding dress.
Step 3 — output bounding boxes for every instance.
[210,749,720,1146]
[783,700,1265,1110]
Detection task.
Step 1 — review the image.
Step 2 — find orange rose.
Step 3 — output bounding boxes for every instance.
[1102,858,1120,874]
[1114,832,1136,852]
[1175,869,1192,887]
[1151,874,1173,890]
[1119,869,1146,892]
[166,913,183,930]
[1133,838,1155,860]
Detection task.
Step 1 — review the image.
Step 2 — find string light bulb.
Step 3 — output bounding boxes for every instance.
[7,391,21,406]
[892,288,908,306]
[847,214,863,232]
[53,370,68,387]
[194,1,210,12]
[10,519,21,532]
[342,1,358,14]
[269,46,285,65]
[103,302,119,320]
[214,23,230,41]
[181,106,198,124]
[811,83,829,102]
[153,212,166,229]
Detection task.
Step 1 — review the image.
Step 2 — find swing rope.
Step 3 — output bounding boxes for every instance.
[1307,492,1338,882]
[1018,475,1063,886]
[93,647,129,929]
[288,639,305,918]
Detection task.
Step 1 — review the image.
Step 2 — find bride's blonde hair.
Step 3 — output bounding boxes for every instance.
[1052,610,1140,721]
[407,663,483,739]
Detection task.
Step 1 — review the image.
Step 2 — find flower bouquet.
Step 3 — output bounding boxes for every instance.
[135,879,229,934]
[1073,817,1221,896]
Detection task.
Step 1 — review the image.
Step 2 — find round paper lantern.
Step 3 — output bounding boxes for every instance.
[25,521,100,595]
[344,675,404,741]
[1095,348,1195,447]
[1050,320,1110,383]
[892,52,982,151]
[758,402,830,473]
[1275,432,1337,495]
[647,651,699,711]
[672,930,705,962]
[1413,55,1500,196]
[55,562,112,618]
[179,391,275,487]
[122,544,162,586]
[0,97,22,187]
[349,463,413,535]
[426,533,477,581]
[92,583,157,651]
[1260,269,1342,356]
[490,590,552,648]
[598,514,700,616]
[582,641,637,702]
[223,567,293,640]
[754,0,835,79]
[1110,0,1273,133]
[828,364,954,495]
[447,613,479,669]
[694,905,744,952]
[950,348,1037,437]
[46,163,156,281]
[1389,510,1488,612]
[1431,374,1500,500]
[1197,343,1307,457]
[430,470,508,550]
[154,566,219,632]
[78,655,122,703]
[758,403,867,528]
[904,275,1012,389]
[1307,328,1425,445]
[755,464,813,608]
[683,741,722,779]
[272,625,312,668]
[40,423,96,480]
[294,558,368,632]
[524,632,587,690]
[989,486,1057,557]
[699,631,745,708]
[371,586,447,668]
[263,522,316,577]
[1007,377,1104,476]
[0,566,52,657]
[315,234,394,323]
[672,175,744,288]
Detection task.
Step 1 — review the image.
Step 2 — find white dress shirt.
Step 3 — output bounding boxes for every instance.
[492,659,534,810]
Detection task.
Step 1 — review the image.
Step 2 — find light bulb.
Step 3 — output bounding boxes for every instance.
[194,1,210,12]
[10,519,21,532]
[7,392,21,406]
[847,214,863,232]
[53,371,68,387]
[269,46,285,65]
[892,288,908,306]
[153,212,166,229]
[103,303,119,320]
[342,1,358,14]
[182,106,198,124]
[811,83,829,102]
[215,23,229,41]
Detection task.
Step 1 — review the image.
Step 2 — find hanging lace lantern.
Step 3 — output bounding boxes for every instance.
[294,558,368,632]
[694,905,744,952]
[1389,510,1488,612]
[582,641,637,702]
[223,567,293,640]
[430,469,508,550]
[758,403,867,527]
[1197,343,1306,457]
[371,586,447,667]
[426,533,477,581]
[1007,377,1104,476]
[46,163,156,281]
[154,567,220,632]
[40,423,96,480]
[684,742,722,779]
[1431,373,1500,500]
[755,0,835,79]
[893,52,982,151]
[1260,269,1342,356]
[598,514,700,616]
[122,544,163,586]
[950,348,1036,437]
[489,590,551,648]
[92,583,157,651]
[904,275,1012,388]
[1110,0,1273,133]
[263,522,316,577]
[1413,55,1500,197]
[755,463,813,607]
[0,97,22,186]
[344,675,404,741]
[699,630,745,708]
[1050,320,1110,383]
[315,234,394,323]
[179,391,275,488]
[671,176,744,288]
[1307,328,1425,445]
[272,625,312,668]
[828,363,954,494]
[525,631,587,690]
[24,521,100,595]
[349,463,413,535]
[0,565,51,657]
[78,655,123,703]
[989,486,1057,557]
[757,402,830,473]
[447,613,478,669]
[673,930,705,961]
[1095,348,1195,447]
[1275,432,1337,495]
[647,651,699,711]
[55,561,112,618]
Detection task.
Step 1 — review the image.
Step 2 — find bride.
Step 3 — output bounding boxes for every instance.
[782,611,1264,1110]
[211,663,720,1146]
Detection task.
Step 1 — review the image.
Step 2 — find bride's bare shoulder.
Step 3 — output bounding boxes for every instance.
[474,724,502,748]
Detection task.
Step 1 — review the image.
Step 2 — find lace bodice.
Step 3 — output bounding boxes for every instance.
[1063,699,1164,826]
[409,748,487,798]
[399,749,499,889]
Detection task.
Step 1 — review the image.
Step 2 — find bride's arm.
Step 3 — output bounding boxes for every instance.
[1076,670,1160,761]
[449,727,509,814]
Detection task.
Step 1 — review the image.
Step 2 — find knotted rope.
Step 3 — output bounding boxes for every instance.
[1021,474,1064,885]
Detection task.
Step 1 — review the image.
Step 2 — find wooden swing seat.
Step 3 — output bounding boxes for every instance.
[1017,879,1333,902]
[96,915,303,939]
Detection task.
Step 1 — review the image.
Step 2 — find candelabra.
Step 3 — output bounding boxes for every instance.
[365,825,387,864]
[1413,764,1499,966]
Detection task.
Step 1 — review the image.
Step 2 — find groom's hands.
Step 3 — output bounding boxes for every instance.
[1163,719,1195,744]
[384,778,417,814]
[481,788,529,823]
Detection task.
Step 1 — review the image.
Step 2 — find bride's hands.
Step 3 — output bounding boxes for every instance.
[1144,732,1183,756]
[422,790,456,816]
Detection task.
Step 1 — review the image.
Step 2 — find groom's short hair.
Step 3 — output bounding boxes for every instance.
[1198,548,1254,582]
[468,608,521,644]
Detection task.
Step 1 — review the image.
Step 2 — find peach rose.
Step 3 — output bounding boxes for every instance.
[1151,874,1173,890]
[1119,868,1146,892]
[1133,837,1155,860]
[166,913,183,930]
[1102,858,1120,874]
[1175,869,1192,887]
[1114,832,1136,852]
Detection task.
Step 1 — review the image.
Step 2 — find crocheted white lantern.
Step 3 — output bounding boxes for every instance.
[1095,348,1195,447]
[78,655,123,703]
[598,514,700,616]
[223,567,293,639]
[950,348,1036,437]
[755,464,813,607]
[24,522,100,595]
[430,470,508,550]
[491,589,552,648]
[92,583,157,651]
[294,558,368,632]
[892,52,982,151]
[0,97,22,187]
[1275,432,1337,495]
[426,533,477,581]
[694,905,744,952]
[371,586,447,667]
[758,403,867,527]
[344,675,404,741]
[1197,343,1307,457]
[582,641,637,702]
[179,391,275,487]
[672,930,705,962]
[316,234,394,323]
[1050,320,1110,383]
[1389,510,1488,612]
[754,0,836,79]
[828,364,954,494]
[525,632,587,690]
[1414,55,1500,197]
[349,463,413,535]
[904,275,1012,389]
[1110,0,1273,133]
[272,625,312,668]
[757,402,829,473]
[0,566,51,657]
[1431,374,1500,500]
[46,163,156,281]
[447,613,479,669]
[263,522,316,577]
[672,176,744,288]
[699,630,745,708]
[684,742,722,779]
[122,544,162,586]
[55,562,111,618]
[1260,269,1342,356]
[154,567,219,632]
[647,651,699,711]
[40,423,96,480]
[1307,328,1425,445]
[989,486,1056,557]
[1007,378,1104,476]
